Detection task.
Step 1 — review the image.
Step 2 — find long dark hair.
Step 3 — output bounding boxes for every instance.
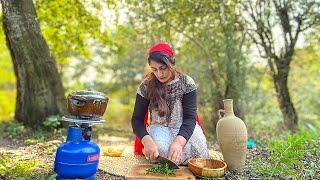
[145,52,176,117]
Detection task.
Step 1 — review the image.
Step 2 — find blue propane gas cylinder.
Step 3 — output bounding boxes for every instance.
[54,126,100,180]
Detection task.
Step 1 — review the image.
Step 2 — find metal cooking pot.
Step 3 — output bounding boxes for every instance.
[67,90,108,118]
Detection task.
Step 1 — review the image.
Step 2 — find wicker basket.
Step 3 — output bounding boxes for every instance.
[188,158,227,178]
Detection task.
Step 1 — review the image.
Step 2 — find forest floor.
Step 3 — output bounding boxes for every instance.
[0,120,319,179]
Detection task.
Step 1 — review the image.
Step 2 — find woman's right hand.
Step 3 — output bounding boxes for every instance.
[141,135,159,161]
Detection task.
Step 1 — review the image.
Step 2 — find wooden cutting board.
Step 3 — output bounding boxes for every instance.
[125,164,196,180]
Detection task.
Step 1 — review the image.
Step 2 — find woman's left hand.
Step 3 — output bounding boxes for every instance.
[168,135,187,164]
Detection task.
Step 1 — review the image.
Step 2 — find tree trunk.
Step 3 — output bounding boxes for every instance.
[274,61,298,131]
[1,0,67,127]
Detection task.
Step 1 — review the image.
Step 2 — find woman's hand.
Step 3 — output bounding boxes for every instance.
[168,135,187,164]
[141,135,159,161]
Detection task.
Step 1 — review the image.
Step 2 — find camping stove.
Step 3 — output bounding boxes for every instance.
[54,116,104,180]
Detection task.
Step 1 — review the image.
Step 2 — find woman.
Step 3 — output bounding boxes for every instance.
[131,42,209,165]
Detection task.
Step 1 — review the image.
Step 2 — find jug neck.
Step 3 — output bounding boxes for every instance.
[223,99,235,116]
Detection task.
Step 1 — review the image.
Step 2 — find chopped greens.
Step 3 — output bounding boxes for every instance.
[146,163,176,176]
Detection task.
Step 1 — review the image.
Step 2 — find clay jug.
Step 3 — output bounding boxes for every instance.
[216,99,247,170]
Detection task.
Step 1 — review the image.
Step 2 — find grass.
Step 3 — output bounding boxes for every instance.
[0,153,57,180]
[249,130,320,179]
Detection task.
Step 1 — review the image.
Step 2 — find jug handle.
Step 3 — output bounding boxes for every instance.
[218,109,225,119]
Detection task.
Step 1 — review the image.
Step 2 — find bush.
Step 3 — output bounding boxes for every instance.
[251,130,320,179]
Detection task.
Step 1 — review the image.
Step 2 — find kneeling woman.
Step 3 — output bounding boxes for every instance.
[131,42,209,165]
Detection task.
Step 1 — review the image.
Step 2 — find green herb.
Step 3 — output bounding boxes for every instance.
[146,163,176,176]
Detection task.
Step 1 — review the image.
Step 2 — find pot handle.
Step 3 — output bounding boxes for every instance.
[217,109,225,119]
[71,96,86,101]
[93,99,100,115]
[70,96,86,107]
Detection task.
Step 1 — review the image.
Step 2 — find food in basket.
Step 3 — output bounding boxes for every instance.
[101,146,125,157]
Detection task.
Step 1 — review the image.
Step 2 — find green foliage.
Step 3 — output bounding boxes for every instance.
[251,131,320,179]
[0,154,38,179]
[23,133,45,146]
[0,14,15,86]
[91,23,150,97]
[0,152,57,180]
[35,0,103,65]
[31,173,57,180]
[41,140,63,155]
[0,120,65,147]
[42,115,61,130]
[290,48,320,128]
[0,91,15,120]
[22,129,64,147]
[267,133,308,176]
[0,14,16,120]
[0,120,26,139]
[103,95,134,131]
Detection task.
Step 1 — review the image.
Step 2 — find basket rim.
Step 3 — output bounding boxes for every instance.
[187,158,227,171]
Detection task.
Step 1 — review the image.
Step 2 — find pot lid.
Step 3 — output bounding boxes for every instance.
[70,90,108,100]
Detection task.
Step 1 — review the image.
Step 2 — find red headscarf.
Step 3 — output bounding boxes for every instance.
[148,42,175,58]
